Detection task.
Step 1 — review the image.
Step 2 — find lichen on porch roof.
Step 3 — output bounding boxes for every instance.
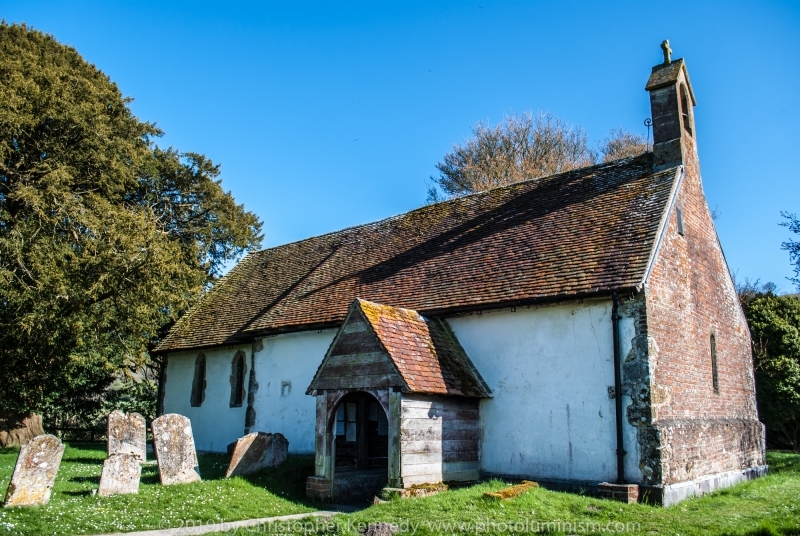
[356,299,490,397]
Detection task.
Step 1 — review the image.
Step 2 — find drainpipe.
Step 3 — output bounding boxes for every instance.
[612,292,626,483]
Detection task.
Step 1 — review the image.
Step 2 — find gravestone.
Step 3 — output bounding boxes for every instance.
[107,410,146,461]
[151,414,201,485]
[225,432,289,478]
[98,454,141,496]
[3,434,64,507]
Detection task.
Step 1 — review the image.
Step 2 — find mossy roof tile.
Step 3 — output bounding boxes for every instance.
[157,153,676,353]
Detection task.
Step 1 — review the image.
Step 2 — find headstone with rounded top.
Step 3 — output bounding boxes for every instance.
[225,432,288,478]
[151,414,201,485]
[108,410,146,461]
[98,453,142,496]
[3,434,65,507]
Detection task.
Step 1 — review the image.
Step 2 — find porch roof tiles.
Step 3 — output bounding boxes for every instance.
[356,299,490,397]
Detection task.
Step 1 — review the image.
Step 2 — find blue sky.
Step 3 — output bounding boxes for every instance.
[5,1,800,290]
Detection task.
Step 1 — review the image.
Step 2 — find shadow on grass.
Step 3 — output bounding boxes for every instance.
[126,451,318,507]
[766,451,800,474]
[140,471,161,485]
[64,457,108,464]
[226,456,317,506]
[63,442,107,452]
[197,453,231,480]
[737,524,800,536]
[62,490,95,497]
[68,475,100,485]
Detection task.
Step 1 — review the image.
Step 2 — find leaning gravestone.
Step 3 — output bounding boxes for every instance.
[151,414,201,485]
[108,410,146,461]
[225,432,289,478]
[98,454,142,496]
[3,434,65,507]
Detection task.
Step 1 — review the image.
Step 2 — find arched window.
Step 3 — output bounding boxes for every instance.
[230,351,247,407]
[190,353,206,407]
[680,83,693,137]
[710,333,719,394]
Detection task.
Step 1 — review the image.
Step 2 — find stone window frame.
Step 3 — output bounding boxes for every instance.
[229,350,247,408]
[710,332,720,394]
[190,353,207,407]
[676,204,685,236]
[680,83,693,137]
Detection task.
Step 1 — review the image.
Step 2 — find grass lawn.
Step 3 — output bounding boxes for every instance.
[282,452,800,536]
[1,444,799,536]
[0,442,315,535]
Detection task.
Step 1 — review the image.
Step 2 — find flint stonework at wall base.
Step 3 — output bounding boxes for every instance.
[641,465,769,507]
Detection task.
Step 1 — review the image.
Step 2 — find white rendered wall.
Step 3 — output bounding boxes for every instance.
[163,344,251,453]
[447,300,618,483]
[251,329,338,454]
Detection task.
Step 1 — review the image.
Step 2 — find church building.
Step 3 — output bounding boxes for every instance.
[155,44,766,506]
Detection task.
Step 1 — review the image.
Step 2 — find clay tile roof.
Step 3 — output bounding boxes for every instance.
[356,299,490,397]
[156,153,679,353]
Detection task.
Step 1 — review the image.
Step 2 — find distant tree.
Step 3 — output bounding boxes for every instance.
[737,280,800,451]
[427,112,649,202]
[782,212,800,288]
[599,128,649,163]
[0,23,262,431]
[737,278,778,306]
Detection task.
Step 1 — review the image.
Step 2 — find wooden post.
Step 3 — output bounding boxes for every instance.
[314,394,329,477]
[330,431,336,499]
[387,390,402,488]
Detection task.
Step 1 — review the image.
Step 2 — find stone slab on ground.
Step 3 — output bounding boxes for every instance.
[98,453,142,496]
[225,432,288,478]
[108,410,147,461]
[483,480,538,501]
[151,414,201,485]
[3,434,65,507]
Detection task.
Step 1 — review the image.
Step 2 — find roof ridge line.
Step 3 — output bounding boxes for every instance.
[250,153,654,257]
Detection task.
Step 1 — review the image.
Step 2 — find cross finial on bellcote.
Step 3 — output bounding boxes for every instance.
[661,39,672,65]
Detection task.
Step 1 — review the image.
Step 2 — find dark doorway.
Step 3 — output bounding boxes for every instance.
[331,391,388,502]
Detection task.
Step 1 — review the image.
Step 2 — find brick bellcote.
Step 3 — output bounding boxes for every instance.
[646,40,698,171]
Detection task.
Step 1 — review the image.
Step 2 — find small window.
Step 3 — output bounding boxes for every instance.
[229,351,246,407]
[680,84,693,137]
[710,333,719,394]
[335,404,345,436]
[676,206,685,236]
[335,402,358,442]
[190,353,206,407]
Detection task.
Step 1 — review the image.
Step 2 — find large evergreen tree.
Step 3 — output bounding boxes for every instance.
[0,23,262,426]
